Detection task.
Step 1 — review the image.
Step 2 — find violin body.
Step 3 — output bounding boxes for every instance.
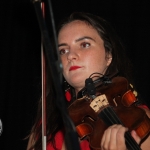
[68,76,150,150]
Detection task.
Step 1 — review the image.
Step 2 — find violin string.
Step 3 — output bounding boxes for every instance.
[99,106,141,150]
[109,107,141,150]
[101,107,135,150]
[105,107,141,150]
[108,107,141,150]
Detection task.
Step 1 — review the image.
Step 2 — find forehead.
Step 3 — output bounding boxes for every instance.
[58,20,101,41]
[61,20,92,29]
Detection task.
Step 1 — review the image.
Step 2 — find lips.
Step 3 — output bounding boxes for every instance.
[69,66,81,71]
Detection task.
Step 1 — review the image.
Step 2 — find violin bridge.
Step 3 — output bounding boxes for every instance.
[90,94,109,112]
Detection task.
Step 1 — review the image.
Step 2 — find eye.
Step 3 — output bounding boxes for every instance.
[59,49,69,55]
[81,42,90,48]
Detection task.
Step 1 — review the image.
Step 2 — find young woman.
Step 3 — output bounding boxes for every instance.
[27,12,150,150]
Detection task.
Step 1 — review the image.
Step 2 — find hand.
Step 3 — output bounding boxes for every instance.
[101,124,141,150]
[130,130,141,145]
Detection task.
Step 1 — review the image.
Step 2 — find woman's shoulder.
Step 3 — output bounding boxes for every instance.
[47,130,64,150]
[47,130,91,150]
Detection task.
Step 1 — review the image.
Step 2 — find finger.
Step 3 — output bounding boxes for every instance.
[108,124,119,148]
[101,125,113,149]
[108,125,127,150]
[131,130,141,144]
[101,125,128,150]
[115,125,128,150]
[101,124,118,149]
[101,128,110,149]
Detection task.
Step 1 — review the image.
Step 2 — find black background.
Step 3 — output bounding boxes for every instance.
[0,0,150,149]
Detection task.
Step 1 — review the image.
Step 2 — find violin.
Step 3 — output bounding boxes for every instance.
[68,76,150,150]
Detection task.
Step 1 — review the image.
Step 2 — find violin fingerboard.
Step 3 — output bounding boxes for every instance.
[98,106,141,150]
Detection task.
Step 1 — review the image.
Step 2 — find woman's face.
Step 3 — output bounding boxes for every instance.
[58,20,112,92]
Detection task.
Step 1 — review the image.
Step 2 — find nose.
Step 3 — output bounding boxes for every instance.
[67,49,79,62]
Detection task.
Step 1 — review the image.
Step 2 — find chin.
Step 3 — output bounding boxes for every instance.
[66,73,87,86]
[69,78,85,88]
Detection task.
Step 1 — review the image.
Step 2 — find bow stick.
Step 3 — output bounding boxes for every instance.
[31,0,81,150]
[41,2,46,150]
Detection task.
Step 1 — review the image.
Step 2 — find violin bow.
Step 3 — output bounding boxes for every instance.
[41,2,46,150]
[31,0,81,150]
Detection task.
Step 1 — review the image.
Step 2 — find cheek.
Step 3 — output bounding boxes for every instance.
[86,53,108,73]
[61,57,67,69]
[85,56,99,72]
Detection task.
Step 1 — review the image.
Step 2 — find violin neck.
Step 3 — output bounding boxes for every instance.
[98,106,141,150]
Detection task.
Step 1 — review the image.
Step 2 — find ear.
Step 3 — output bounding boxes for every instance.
[106,53,112,66]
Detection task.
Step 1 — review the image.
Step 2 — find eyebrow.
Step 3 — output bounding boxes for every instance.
[75,36,95,42]
[58,36,95,47]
